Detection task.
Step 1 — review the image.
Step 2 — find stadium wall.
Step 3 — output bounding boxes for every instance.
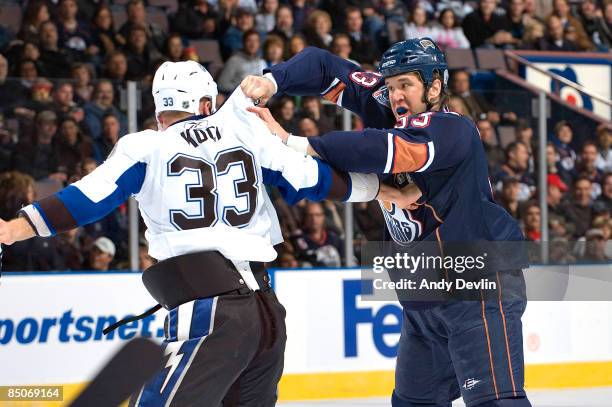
[1,267,612,405]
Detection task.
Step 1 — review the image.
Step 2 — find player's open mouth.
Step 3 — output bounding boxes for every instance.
[395,106,410,116]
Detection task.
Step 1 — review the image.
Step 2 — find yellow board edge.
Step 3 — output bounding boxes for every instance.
[5,361,612,406]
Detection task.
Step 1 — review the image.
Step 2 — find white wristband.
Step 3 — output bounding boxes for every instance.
[286,135,310,154]
[263,72,278,94]
[346,173,380,202]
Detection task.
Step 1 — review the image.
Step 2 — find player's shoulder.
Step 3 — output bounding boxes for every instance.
[115,129,162,157]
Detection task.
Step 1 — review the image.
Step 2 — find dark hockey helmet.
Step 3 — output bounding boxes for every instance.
[378,37,448,90]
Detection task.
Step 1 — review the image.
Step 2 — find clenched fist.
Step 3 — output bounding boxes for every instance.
[240,75,276,106]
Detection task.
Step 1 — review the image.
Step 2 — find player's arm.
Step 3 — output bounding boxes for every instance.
[7,135,147,241]
[297,113,471,175]
[241,47,383,117]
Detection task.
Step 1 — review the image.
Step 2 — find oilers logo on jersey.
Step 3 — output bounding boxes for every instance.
[379,201,422,245]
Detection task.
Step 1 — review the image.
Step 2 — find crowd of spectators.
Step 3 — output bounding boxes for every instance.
[0,0,610,271]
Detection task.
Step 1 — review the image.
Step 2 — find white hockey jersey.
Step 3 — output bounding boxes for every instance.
[21,88,378,268]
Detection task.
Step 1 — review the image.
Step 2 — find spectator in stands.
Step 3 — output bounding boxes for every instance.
[355,201,385,241]
[304,10,333,50]
[579,228,609,262]
[84,79,127,140]
[297,116,320,138]
[431,8,470,51]
[549,0,593,51]
[164,34,185,62]
[331,33,359,65]
[55,227,86,270]
[222,8,256,59]
[256,0,279,33]
[0,171,67,271]
[56,117,94,178]
[498,177,522,219]
[507,0,528,44]
[593,172,612,216]
[598,2,612,50]
[447,95,472,119]
[450,70,515,125]
[273,96,298,135]
[345,7,379,65]
[269,5,294,43]
[80,157,98,177]
[575,141,604,198]
[122,24,161,81]
[547,173,569,219]
[290,0,313,33]
[93,113,121,163]
[84,236,116,271]
[522,19,546,49]
[139,240,156,270]
[218,29,267,93]
[291,201,345,267]
[523,0,548,23]
[0,114,15,173]
[477,117,504,173]
[0,54,28,115]
[595,124,611,172]
[71,63,94,104]
[547,141,573,187]
[103,50,129,84]
[91,4,121,58]
[521,201,541,241]
[565,176,595,238]
[552,120,577,172]
[51,81,78,121]
[13,110,66,182]
[378,0,408,25]
[12,78,53,124]
[288,34,307,58]
[495,141,535,201]
[19,0,51,44]
[277,251,299,268]
[171,0,219,39]
[301,96,335,134]
[57,0,94,62]
[577,0,604,49]
[119,0,166,54]
[462,0,514,49]
[535,15,578,51]
[405,5,433,40]
[38,21,74,78]
[515,120,535,171]
[263,35,285,67]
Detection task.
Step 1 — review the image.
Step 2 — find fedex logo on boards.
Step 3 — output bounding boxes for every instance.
[343,279,402,358]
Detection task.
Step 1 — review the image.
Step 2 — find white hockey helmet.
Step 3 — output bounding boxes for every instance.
[152,60,218,119]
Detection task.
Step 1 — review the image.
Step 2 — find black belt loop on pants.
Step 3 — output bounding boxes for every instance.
[103,250,270,335]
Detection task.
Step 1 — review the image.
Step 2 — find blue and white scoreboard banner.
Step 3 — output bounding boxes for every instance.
[517,52,611,121]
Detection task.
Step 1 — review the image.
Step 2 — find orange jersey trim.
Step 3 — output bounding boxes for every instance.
[322,82,346,104]
[391,136,428,173]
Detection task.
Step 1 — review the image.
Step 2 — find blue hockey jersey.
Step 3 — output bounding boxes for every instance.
[267,47,525,247]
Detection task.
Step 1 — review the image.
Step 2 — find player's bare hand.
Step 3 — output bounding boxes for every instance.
[241,75,275,106]
[377,183,422,210]
[247,106,290,143]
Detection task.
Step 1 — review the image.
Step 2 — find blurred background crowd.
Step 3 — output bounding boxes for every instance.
[0,0,610,271]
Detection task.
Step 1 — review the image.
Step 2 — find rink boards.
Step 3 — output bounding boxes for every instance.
[1,267,612,403]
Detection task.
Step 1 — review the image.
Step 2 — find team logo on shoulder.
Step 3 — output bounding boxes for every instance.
[372,86,390,107]
[419,39,435,50]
